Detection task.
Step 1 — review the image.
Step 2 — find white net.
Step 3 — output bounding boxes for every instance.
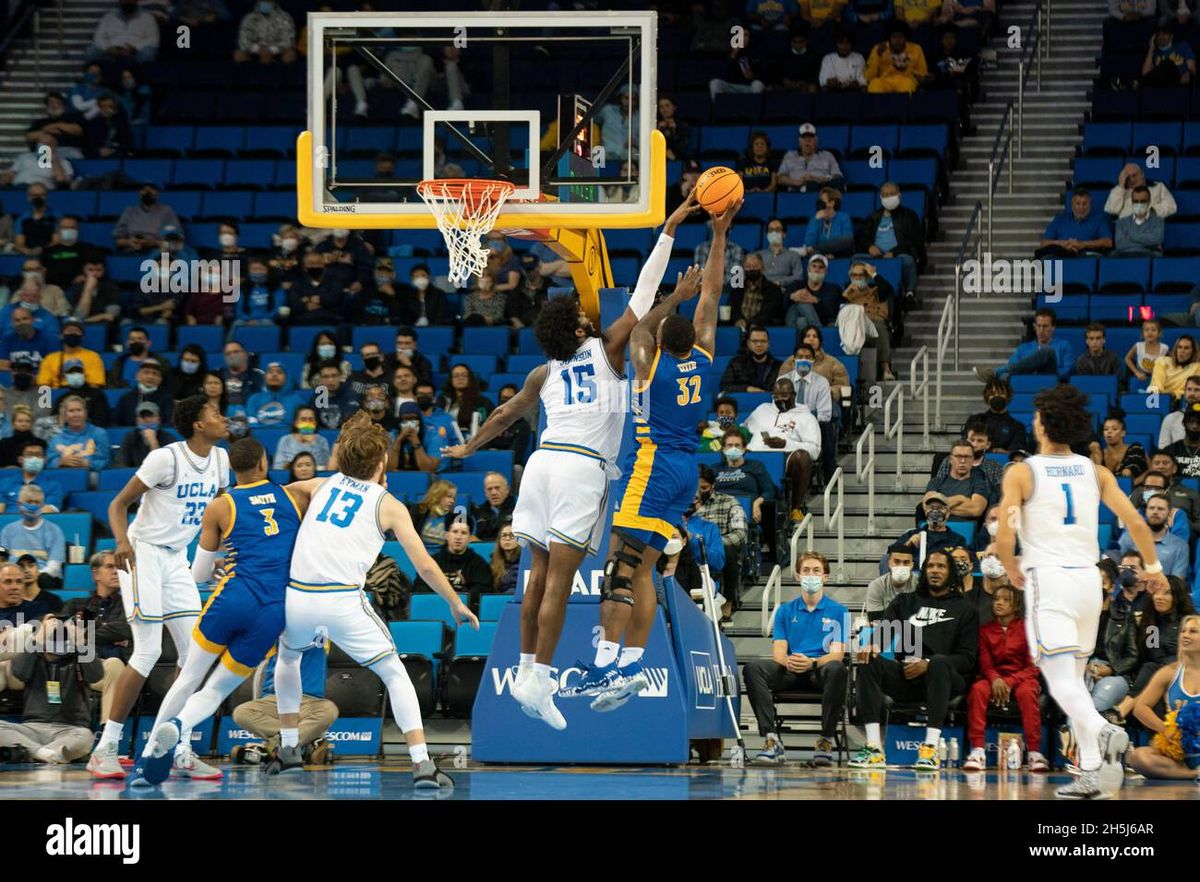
[416,179,515,287]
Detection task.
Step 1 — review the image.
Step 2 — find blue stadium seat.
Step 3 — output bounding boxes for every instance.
[1150,256,1200,291]
[670,223,707,253]
[1165,223,1200,254]
[1097,258,1150,292]
[172,159,225,188]
[454,621,497,656]
[243,127,296,156]
[97,468,137,491]
[1059,257,1099,293]
[200,191,253,220]
[388,621,444,676]
[1174,157,1200,186]
[288,327,329,354]
[762,91,812,123]
[840,159,886,190]
[1124,413,1160,439]
[1073,157,1123,188]
[897,124,948,158]
[507,354,543,374]
[231,325,281,353]
[144,125,194,156]
[604,228,652,255]
[47,190,97,220]
[516,328,540,355]
[64,565,93,591]
[887,158,938,195]
[1090,91,1138,123]
[386,472,430,502]
[413,326,453,357]
[253,428,288,458]
[740,192,775,221]
[775,190,819,221]
[842,191,878,220]
[1080,122,1130,156]
[177,326,224,352]
[449,354,498,377]
[252,190,296,220]
[699,126,750,157]
[1132,122,1182,155]
[448,471,489,505]
[849,124,898,157]
[459,450,513,478]
[1073,375,1119,404]
[106,256,145,283]
[193,126,246,156]
[1008,376,1057,396]
[409,594,461,630]
[344,326,392,352]
[222,160,277,189]
[479,594,509,622]
[42,468,89,496]
[470,542,495,562]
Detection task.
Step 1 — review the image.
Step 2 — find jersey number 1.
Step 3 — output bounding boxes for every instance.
[1060,483,1076,525]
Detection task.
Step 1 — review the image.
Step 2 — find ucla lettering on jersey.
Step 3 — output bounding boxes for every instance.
[1019,453,1101,569]
[220,480,302,604]
[538,336,627,477]
[289,473,390,591]
[129,443,230,549]
[633,346,714,452]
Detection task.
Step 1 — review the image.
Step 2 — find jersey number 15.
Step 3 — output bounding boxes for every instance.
[561,364,597,405]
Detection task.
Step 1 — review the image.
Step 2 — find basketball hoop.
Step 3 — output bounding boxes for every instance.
[417,179,516,286]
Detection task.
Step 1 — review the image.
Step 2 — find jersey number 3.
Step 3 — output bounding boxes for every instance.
[676,375,702,405]
[260,508,279,537]
[316,489,363,528]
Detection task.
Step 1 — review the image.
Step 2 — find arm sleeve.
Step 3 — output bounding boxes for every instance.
[628,233,674,319]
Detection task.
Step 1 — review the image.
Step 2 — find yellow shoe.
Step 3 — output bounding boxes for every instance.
[790,508,806,522]
[848,744,886,768]
[914,742,940,771]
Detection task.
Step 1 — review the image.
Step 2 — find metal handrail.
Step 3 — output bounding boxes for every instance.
[1016,0,1046,159]
[855,423,876,536]
[822,467,845,584]
[949,200,983,371]
[934,292,955,430]
[883,383,904,490]
[986,103,1015,252]
[760,563,785,637]
[786,512,814,581]
[909,345,930,451]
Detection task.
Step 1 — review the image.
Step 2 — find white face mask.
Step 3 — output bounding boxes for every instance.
[766,231,784,246]
[219,232,237,248]
[881,194,900,211]
[281,237,299,253]
[987,520,998,537]
[412,277,430,291]
[890,564,912,584]
[1132,201,1150,217]
[980,556,1007,579]
[59,228,78,245]
[800,575,823,595]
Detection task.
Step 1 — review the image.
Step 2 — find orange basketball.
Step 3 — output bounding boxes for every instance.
[694,166,744,215]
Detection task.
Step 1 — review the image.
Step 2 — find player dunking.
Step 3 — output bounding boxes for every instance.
[563,198,741,710]
[441,196,702,729]
[87,395,230,780]
[996,384,1168,799]
[129,437,312,786]
[274,411,478,788]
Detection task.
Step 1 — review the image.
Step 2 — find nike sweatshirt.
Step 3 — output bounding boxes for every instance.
[880,589,979,676]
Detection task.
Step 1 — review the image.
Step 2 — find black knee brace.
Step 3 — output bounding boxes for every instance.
[600,534,646,606]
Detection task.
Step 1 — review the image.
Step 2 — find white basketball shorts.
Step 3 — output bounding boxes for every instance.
[1023,565,1102,662]
[118,540,202,624]
[282,587,396,668]
[511,448,611,555]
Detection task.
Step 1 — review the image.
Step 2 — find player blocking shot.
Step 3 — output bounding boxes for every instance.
[995,384,1169,800]
[274,410,478,788]
[128,438,313,787]
[442,194,704,729]
[562,198,742,711]
[86,395,230,781]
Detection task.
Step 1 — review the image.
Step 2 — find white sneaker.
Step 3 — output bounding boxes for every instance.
[513,674,566,730]
[961,747,987,771]
[86,741,126,779]
[1098,723,1129,794]
[354,100,369,116]
[34,745,66,764]
[513,666,539,719]
[448,99,464,111]
[172,745,223,780]
[402,99,420,118]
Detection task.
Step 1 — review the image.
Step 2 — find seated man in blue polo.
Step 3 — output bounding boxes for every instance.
[1035,187,1113,259]
[231,642,338,765]
[974,307,1072,385]
[744,550,848,766]
[0,439,62,513]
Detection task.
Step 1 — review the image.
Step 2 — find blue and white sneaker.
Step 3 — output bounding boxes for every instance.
[590,662,650,712]
[754,735,786,765]
[127,717,181,788]
[558,662,621,699]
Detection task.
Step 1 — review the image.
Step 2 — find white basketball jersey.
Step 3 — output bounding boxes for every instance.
[537,336,626,477]
[1019,453,1101,568]
[128,442,230,549]
[289,473,389,589]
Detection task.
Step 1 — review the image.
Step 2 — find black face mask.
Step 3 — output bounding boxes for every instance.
[31,196,46,210]
[1186,427,1200,443]
[140,192,156,207]
[699,489,713,504]
[128,341,146,356]
[745,269,762,283]
[13,372,33,390]
[988,396,1007,412]
[306,267,324,281]
[62,333,83,348]
[774,398,793,412]
[417,395,434,411]
[364,356,383,372]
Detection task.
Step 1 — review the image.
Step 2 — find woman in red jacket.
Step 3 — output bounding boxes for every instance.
[961,585,1049,771]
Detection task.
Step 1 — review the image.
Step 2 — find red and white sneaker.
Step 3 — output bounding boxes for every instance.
[961,747,987,771]
[171,746,223,781]
[86,741,126,779]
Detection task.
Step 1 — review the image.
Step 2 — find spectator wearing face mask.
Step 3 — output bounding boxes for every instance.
[757,218,803,289]
[116,400,175,467]
[698,396,752,452]
[0,486,66,587]
[746,550,848,766]
[290,253,347,327]
[728,253,785,328]
[714,427,777,528]
[481,384,532,467]
[309,360,360,430]
[867,544,918,620]
[268,225,306,288]
[349,342,390,399]
[168,344,208,400]
[413,383,464,473]
[958,546,1010,627]
[1111,185,1165,257]
[115,358,174,425]
[0,307,59,373]
[387,327,435,388]
[800,186,855,258]
[396,265,448,327]
[354,258,403,325]
[273,405,331,470]
[42,218,88,291]
[219,341,265,408]
[964,377,1027,452]
[0,441,62,513]
[8,259,70,320]
[857,182,924,302]
[744,377,821,519]
[236,259,287,326]
[315,228,372,298]
[777,342,836,474]
[893,493,970,568]
[245,361,304,428]
[66,258,121,328]
[62,360,111,427]
[841,260,897,380]
[35,317,102,389]
[0,405,39,467]
[113,184,179,254]
[13,184,57,255]
[387,402,440,473]
[353,386,397,437]
[692,466,747,612]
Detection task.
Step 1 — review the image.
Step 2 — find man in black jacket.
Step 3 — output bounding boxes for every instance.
[850,548,979,771]
[470,472,517,540]
[962,377,1029,453]
[856,182,925,305]
[414,520,493,611]
[60,550,131,721]
[720,325,782,393]
[729,252,786,328]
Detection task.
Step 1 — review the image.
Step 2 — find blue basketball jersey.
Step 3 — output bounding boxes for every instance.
[633,345,714,453]
[222,480,302,603]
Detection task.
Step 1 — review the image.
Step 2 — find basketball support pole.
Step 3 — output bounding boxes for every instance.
[294,130,667,325]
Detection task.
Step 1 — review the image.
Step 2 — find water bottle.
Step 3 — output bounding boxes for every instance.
[948,737,959,768]
[938,737,947,764]
[1005,737,1022,770]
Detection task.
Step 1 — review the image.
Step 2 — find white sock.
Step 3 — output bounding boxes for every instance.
[100,720,123,749]
[281,727,299,749]
[925,727,941,746]
[519,653,535,668]
[618,646,644,668]
[409,743,430,764]
[1041,652,1104,771]
[865,723,882,748]
[532,662,552,682]
[593,640,620,668]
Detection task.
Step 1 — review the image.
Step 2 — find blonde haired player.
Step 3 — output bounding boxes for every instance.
[442,194,702,729]
[996,384,1168,799]
[86,395,230,780]
[272,410,478,788]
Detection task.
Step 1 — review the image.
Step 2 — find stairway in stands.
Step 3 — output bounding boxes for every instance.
[0,1,105,164]
[726,0,1108,757]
